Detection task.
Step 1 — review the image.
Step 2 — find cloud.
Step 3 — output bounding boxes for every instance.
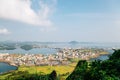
[0,0,56,26]
[0,28,11,35]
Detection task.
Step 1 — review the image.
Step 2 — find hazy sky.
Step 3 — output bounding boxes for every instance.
[0,0,120,42]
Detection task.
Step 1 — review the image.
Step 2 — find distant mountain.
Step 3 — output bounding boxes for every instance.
[69,41,79,44]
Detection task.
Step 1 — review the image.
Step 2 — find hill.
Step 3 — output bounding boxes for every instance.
[67,49,120,80]
[69,41,79,44]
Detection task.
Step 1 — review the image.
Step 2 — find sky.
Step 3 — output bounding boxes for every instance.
[0,0,120,42]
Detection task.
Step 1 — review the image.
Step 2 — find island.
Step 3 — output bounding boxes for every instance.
[69,41,79,44]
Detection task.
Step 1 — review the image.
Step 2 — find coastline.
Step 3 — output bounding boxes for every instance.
[0,50,110,66]
[0,48,111,75]
[0,61,18,67]
[89,52,111,61]
[0,51,110,75]
[0,62,18,75]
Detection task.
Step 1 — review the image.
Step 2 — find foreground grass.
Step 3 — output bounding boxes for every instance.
[0,63,77,80]
[18,63,76,79]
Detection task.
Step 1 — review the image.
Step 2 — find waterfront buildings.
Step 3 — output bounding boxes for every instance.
[0,48,107,66]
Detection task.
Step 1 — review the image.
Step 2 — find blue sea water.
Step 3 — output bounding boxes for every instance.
[0,48,58,54]
[0,62,17,74]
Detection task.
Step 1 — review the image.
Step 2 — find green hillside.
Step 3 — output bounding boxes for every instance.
[67,49,120,80]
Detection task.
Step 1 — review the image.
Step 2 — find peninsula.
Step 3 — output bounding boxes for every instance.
[0,48,108,67]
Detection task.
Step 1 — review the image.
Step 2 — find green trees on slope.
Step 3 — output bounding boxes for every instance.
[20,45,33,51]
[67,49,120,80]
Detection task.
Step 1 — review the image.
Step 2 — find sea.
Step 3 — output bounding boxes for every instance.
[0,62,17,74]
[0,42,119,73]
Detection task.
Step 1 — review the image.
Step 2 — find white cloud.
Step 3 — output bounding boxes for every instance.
[0,28,10,35]
[0,0,56,26]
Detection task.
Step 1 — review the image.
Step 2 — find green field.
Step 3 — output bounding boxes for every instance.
[0,63,77,80]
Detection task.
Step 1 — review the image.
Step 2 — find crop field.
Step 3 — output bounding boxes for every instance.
[0,63,77,80]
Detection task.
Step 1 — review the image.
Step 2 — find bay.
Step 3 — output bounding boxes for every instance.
[0,62,17,74]
[90,50,114,61]
[0,48,58,54]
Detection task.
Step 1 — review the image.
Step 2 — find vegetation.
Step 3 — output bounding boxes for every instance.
[20,45,33,51]
[0,70,58,80]
[0,63,76,80]
[0,42,17,50]
[0,45,16,50]
[67,49,120,80]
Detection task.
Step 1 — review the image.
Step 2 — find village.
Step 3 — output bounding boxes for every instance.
[0,48,108,67]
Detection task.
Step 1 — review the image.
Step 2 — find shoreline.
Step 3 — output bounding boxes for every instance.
[0,49,110,67]
[0,52,110,75]
[0,60,18,67]
[0,51,109,67]
[0,48,111,74]
[0,62,18,75]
